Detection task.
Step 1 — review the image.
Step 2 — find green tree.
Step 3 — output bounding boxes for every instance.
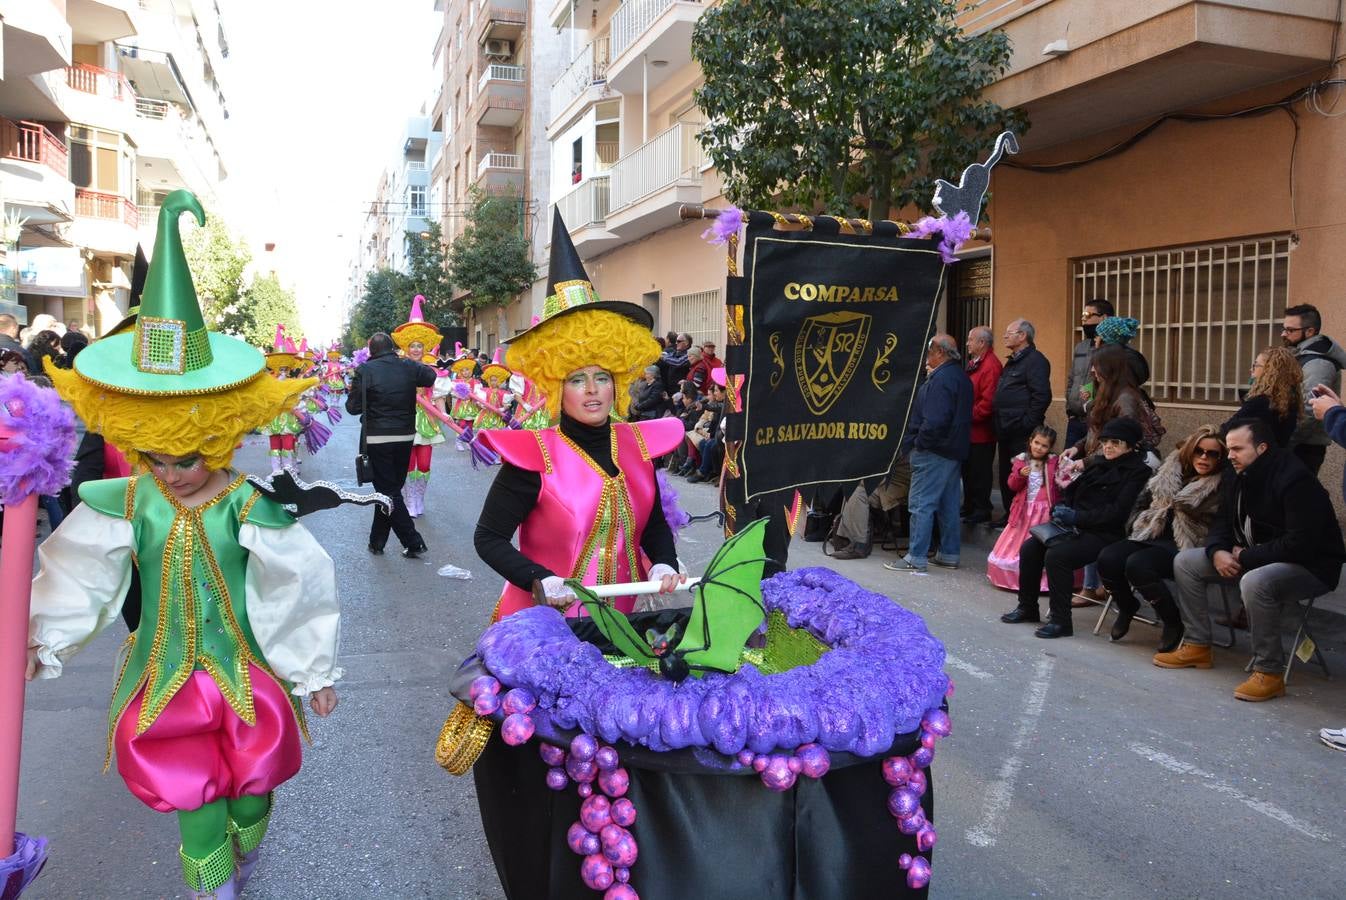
[237,273,301,348]
[345,267,413,348]
[182,213,251,330]
[406,221,458,330]
[692,0,1021,220]
[449,189,536,339]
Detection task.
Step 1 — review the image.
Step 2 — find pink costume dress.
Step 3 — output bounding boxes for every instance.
[987,454,1082,592]
[478,417,683,620]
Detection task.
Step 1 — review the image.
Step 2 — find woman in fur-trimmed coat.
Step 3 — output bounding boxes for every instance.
[1096,425,1227,651]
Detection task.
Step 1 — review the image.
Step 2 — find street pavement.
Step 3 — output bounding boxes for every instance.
[18,420,1346,899]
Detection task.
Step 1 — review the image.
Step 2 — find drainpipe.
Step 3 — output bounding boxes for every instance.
[642,54,648,144]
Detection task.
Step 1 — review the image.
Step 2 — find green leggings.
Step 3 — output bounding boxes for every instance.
[177,794,270,857]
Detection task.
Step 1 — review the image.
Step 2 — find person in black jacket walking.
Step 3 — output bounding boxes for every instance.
[1001,417,1151,638]
[992,319,1052,525]
[346,332,437,557]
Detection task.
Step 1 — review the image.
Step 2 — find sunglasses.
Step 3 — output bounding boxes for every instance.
[1193,447,1223,459]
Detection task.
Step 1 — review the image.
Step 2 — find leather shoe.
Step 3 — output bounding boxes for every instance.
[961,510,990,525]
[368,544,385,555]
[1234,670,1286,702]
[1109,610,1135,642]
[1034,621,1073,638]
[1000,607,1040,624]
[1156,622,1185,654]
[402,543,428,559]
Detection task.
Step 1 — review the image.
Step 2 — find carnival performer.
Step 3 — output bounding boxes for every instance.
[473,209,685,621]
[295,383,333,458]
[29,191,342,900]
[513,373,551,430]
[393,294,452,517]
[448,344,482,451]
[471,349,514,432]
[260,336,304,474]
[317,346,346,426]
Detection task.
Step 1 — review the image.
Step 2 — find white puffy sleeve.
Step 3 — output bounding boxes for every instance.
[240,521,343,696]
[29,504,135,679]
[431,374,454,400]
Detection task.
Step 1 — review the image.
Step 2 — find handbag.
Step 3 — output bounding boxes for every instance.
[355,372,374,485]
[1029,521,1077,548]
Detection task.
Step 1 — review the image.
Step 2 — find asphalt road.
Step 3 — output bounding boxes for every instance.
[17,420,1346,898]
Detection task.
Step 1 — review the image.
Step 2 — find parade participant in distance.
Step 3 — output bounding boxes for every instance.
[393,294,452,517]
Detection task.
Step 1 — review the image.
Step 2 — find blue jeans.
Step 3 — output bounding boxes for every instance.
[904,449,962,568]
[697,437,720,475]
[40,494,65,530]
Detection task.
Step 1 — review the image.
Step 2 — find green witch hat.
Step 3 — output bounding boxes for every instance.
[506,207,652,343]
[74,190,265,396]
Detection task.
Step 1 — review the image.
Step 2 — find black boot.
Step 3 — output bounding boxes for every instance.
[1109,589,1141,642]
[1141,583,1184,653]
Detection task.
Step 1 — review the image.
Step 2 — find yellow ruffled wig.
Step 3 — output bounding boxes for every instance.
[506,310,659,421]
[46,361,316,471]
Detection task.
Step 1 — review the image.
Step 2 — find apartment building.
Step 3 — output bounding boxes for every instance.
[0,0,231,334]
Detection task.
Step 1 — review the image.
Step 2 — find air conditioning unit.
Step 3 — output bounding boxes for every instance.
[484,39,513,60]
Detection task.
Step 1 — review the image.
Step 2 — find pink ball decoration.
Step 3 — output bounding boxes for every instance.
[922,708,952,737]
[580,795,613,832]
[887,787,920,820]
[578,782,594,798]
[896,808,926,836]
[500,713,535,746]
[909,769,928,796]
[570,733,599,762]
[501,688,537,715]
[581,854,614,892]
[566,756,598,783]
[539,743,566,767]
[916,824,937,853]
[604,885,639,900]
[906,855,932,890]
[898,853,913,869]
[604,832,639,868]
[567,822,596,855]
[911,746,935,768]
[736,749,755,767]
[598,767,630,798]
[882,755,913,787]
[614,867,631,884]
[796,744,831,780]
[469,675,500,700]
[786,757,803,774]
[751,755,769,773]
[599,823,626,848]
[545,767,569,791]
[595,746,620,771]
[473,692,500,716]
[920,732,937,749]
[759,755,797,792]
[611,797,637,827]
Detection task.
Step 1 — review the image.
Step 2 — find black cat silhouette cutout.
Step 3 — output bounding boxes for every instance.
[932,131,1019,225]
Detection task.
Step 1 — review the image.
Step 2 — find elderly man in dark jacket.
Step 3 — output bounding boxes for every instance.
[347,332,437,557]
[1156,417,1346,702]
[884,334,973,573]
[992,319,1052,525]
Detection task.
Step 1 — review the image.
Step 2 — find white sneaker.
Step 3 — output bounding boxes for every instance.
[1319,726,1346,752]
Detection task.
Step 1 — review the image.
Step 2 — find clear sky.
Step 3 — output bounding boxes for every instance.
[218,0,442,343]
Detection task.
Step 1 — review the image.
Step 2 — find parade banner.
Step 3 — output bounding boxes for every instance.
[732,217,946,502]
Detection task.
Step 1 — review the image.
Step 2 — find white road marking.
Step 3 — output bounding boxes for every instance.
[965,654,1054,847]
[945,654,994,681]
[1127,742,1333,843]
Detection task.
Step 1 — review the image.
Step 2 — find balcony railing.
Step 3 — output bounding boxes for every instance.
[477,152,523,178]
[609,123,704,211]
[554,176,611,230]
[406,160,428,171]
[478,64,525,95]
[75,189,139,228]
[596,141,620,170]
[135,96,170,119]
[550,38,611,120]
[611,0,701,60]
[0,119,68,178]
[66,64,134,102]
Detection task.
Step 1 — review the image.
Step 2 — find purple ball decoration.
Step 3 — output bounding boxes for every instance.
[916,824,938,853]
[501,688,537,715]
[567,822,597,855]
[922,708,952,738]
[570,733,599,762]
[545,767,570,791]
[751,755,769,773]
[759,755,798,792]
[898,853,913,869]
[911,746,935,769]
[896,808,926,836]
[566,755,598,784]
[736,749,755,767]
[796,744,831,780]
[473,692,501,716]
[614,867,631,884]
[500,713,535,746]
[611,797,637,827]
[581,854,615,891]
[882,755,913,787]
[469,675,501,701]
[598,767,630,798]
[580,795,614,832]
[786,756,803,774]
[595,745,621,771]
[920,732,937,750]
[539,743,566,767]
[601,824,639,867]
[909,769,928,796]
[906,855,932,890]
[604,885,639,900]
[887,787,920,820]
[578,782,594,798]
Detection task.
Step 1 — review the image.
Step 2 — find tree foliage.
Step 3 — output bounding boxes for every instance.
[692,0,1021,220]
[182,214,251,330]
[237,273,301,348]
[344,267,413,349]
[449,189,536,313]
[406,220,457,327]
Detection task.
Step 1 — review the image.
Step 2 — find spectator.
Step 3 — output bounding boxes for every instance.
[961,326,1001,524]
[346,332,437,558]
[688,341,721,388]
[0,348,27,376]
[1155,417,1345,701]
[1067,300,1151,448]
[630,365,670,421]
[986,425,1073,592]
[1282,303,1346,474]
[828,464,911,560]
[1310,383,1346,749]
[58,330,89,368]
[992,318,1051,526]
[678,381,724,475]
[1067,344,1161,458]
[688,382,730,484]
[1094,315,1149,385]
[885,334,972,573]
[0,313,32,371]
[659,332,692,392]
[1096,426,1225,650]
[684,346,706,391]
[26,329,63,373]
[1223,346,1300,447]
[1000,417,1151,638]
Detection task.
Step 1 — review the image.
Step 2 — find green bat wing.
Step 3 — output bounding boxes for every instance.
[572,581,657,664]
[676,517,769,675]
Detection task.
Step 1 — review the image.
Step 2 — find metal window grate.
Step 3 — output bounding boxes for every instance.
[671,289,721,347]
[1072,236,1293,405]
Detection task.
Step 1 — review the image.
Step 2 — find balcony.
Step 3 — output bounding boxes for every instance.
[66,63,133,101]
[475,151,525,193]
[0,119,68,179]
[476,65,526,127]
[551,175,621,257]
[76,189,138,228]
[549,38,611,133]
[70,188,139,254]
[0,118,74,226]
[606,0,705,94]
[60,63,137,132]
[606,122,705,240]
[131,96,223,195]
[966,0,1340,150]
[476,0,527,45]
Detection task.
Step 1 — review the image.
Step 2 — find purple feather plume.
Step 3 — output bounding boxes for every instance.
[908,211,974,264]
[352,347,370,366]
[302,418,332,455]
[0,831,49,899]
[451,381,471,400]
[325,405,343,426]
[0,376,75,505]
[701,205,744,246]
[469,438,500,469]
[656,468,691,535]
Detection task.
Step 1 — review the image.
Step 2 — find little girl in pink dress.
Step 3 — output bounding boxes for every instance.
[987,426,1081,591]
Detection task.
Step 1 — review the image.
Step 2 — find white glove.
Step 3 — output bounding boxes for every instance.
[538,575,576,609]
[648,563,679,582]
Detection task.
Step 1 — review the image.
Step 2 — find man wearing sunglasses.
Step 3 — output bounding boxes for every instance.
[1281,303,1346,475]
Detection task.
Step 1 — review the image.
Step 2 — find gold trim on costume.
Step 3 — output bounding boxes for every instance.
[435,701,495,775]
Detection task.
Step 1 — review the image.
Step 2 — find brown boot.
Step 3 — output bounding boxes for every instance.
[1153,642,1213,669]
[1234,670,1286,702]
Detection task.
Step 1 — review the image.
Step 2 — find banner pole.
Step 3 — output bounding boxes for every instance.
[679,204,992,242]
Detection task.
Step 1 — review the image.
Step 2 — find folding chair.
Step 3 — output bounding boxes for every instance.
[1091,590,1159,636]
[1245,595,1331,684]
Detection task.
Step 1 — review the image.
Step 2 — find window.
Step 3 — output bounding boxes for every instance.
[671,289,722,347]
[68,125,133,195]
[407,185,426,217]
[1072,236,1293,405]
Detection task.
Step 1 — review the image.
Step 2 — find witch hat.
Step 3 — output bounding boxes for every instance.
[393,292,441,352]
[481,347,511,384]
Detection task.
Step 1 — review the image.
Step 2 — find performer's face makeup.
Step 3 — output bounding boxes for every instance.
[144,451,211,496]
[562,366,614,425]
[407,342,424,362]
